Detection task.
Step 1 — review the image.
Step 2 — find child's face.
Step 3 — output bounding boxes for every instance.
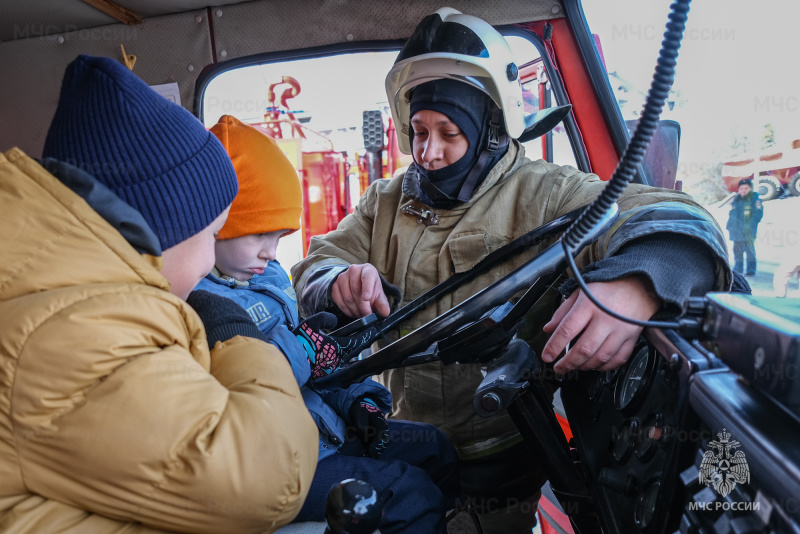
[161,207,231,300]
[214,229,289,282]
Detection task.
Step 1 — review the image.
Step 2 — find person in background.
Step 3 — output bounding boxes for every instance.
[726,178,764,276]
[0,55,318,533]
[195,115,463,534]
[291,8,732,533]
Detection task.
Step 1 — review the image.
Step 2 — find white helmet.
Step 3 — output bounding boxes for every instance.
[386,7,525,155]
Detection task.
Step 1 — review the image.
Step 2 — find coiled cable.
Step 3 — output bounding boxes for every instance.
[561,0,692,329]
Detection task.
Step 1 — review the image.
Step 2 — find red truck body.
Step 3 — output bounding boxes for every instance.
[722,138,800,199]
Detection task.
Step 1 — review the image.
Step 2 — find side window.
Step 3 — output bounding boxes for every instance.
[201,51,399,268]
[506,35,577,168]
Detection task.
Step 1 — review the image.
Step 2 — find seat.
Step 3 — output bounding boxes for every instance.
[273,523,327,534]
[274,523,379,533]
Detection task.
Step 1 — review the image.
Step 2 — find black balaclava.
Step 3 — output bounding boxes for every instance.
[405,79,508,209]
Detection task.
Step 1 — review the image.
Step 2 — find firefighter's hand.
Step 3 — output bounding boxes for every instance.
[541,276,661,373]
[331,263,391,318]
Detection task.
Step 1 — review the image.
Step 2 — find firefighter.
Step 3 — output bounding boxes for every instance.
[291,8,733,533]
[726,178,764,276]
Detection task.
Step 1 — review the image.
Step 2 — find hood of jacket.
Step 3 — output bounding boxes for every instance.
[0,148,169,303]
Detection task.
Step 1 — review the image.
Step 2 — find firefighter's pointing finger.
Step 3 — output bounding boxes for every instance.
[358,264,391,318]
[331,264,390,318]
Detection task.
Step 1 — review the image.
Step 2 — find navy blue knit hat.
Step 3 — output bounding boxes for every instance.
[43,55,238,250]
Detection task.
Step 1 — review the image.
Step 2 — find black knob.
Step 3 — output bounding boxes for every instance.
[598,467,635,494]
[481,392,502,413]
[324,479,383,534]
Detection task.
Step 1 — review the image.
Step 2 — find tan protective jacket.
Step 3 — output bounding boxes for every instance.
[292,141,730,459]
[0,149,318,533]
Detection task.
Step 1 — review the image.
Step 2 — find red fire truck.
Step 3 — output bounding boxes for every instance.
[722,139,800,200]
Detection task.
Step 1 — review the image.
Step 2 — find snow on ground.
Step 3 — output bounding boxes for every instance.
[704,194,800,297]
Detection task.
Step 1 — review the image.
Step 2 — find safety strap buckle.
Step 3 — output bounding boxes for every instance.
[401,205,439,226]
[487,108,502,151]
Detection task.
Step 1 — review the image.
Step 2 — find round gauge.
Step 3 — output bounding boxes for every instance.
[611,418,639,463]
[634,478,661,529]
[614,345,655,413]
[635,413,664,461]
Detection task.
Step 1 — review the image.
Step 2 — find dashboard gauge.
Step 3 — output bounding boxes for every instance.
[614,344,656,414]
[635,413,664,461]
[611,418,639,463]
[634,478,661,529]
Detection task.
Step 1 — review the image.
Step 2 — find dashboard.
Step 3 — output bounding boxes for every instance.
[552,326,800,533]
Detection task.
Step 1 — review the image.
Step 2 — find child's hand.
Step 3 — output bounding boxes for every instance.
[348,397,390,459]
[187,290,268,348]
[293,312,376,379]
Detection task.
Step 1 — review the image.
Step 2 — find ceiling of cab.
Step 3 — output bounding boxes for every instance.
[0,0,565,155]
[0,0,567,44]
[0,0,249,42]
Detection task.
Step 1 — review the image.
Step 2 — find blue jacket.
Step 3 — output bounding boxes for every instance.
[726,192,763,242]
[196,261,391,460]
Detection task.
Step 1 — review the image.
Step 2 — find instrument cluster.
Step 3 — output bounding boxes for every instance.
[559,329,704,533]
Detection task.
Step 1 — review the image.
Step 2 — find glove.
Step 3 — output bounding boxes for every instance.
[293,312,377,379]
[348,397,390,459]
[186,290,268,348]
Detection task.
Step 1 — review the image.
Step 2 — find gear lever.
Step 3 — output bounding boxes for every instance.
[324,479,382,534]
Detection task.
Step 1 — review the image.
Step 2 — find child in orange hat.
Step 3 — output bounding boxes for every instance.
[196,115,462,533]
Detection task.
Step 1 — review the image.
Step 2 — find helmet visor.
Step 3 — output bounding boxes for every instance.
[396,14,489,63]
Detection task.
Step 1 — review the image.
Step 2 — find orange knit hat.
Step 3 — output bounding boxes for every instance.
[210,115,302,239]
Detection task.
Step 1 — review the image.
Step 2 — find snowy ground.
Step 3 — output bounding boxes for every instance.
[704,194,800,298]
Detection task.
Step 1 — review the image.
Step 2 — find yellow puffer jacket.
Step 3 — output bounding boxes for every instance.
[0,149,318,533]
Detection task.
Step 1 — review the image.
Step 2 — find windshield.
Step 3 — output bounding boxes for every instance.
[583,0,800,298]
[201,34,574,269]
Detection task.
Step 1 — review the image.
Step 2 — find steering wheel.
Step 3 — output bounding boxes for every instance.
[312,205,625,533]
[314,201,764,534]
[314,204,619,390]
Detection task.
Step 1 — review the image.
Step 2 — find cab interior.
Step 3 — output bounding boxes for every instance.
[3,2,797,534]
